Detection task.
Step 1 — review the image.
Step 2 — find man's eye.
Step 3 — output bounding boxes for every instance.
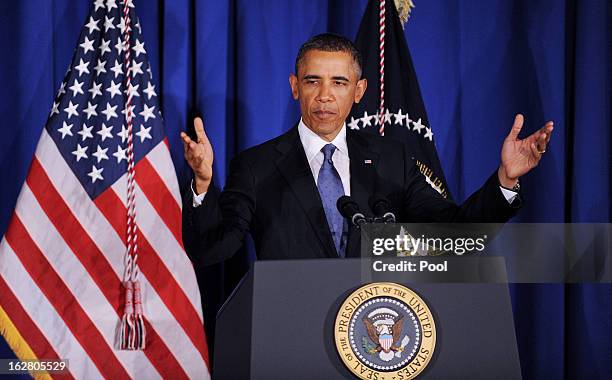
[306,80,318,85]
[335,81,347,86]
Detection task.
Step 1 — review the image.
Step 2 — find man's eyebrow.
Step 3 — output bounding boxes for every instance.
[302,75,321,80]
[301,75,350,82]
[331,76,350,82]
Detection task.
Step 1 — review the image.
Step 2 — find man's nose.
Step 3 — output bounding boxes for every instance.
[316,82,333,102]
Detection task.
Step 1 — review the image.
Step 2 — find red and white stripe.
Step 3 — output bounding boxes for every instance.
[378,0,386,135]
[380,335,393,352]
[123,0,139,279]
[0,129,210,379]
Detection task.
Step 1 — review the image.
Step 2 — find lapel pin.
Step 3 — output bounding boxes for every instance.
[364,159,372,164]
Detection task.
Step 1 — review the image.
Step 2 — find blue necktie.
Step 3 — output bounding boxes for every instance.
[317,144,346,256]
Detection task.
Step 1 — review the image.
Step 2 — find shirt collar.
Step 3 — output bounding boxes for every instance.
[298,118,348,164]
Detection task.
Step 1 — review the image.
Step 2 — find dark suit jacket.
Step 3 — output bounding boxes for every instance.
[183,126,520,266]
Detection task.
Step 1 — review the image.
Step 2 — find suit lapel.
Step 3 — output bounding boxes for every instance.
[346,129,379,258]
[274,127,337,258]
[347,129,379,214]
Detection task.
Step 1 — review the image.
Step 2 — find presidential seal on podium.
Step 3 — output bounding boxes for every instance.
[334,282,436,379]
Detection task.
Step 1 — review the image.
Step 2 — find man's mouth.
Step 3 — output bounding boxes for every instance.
[313,110,336,119]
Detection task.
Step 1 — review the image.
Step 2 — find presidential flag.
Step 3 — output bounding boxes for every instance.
[349,0,451,198]
[0,0,210,378]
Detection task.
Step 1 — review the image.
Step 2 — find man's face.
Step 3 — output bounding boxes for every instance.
[289,50,367,141]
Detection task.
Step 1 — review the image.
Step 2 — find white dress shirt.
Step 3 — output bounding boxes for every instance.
[298,119,350,195]
[192,118,518,206]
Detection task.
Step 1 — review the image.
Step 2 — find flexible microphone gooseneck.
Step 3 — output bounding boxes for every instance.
[368,194,396,223]
[336,196,367,227]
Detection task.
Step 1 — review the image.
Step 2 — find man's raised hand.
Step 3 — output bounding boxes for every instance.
[498,114,554,188]
[181,117,214,194]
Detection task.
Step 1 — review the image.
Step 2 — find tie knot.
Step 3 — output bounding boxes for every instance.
[321,143,337,161]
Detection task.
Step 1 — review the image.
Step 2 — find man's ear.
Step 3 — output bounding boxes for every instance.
[354,78,367,103]
[289,74,299,100]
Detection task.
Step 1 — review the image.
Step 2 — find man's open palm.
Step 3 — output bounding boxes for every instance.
[180,117,214,193]
[500,114,553,183]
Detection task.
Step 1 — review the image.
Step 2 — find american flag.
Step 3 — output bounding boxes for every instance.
[0,0,210,378]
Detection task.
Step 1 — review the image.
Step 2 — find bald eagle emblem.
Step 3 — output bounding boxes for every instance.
[335,284,436,378]
[362,307,411,362]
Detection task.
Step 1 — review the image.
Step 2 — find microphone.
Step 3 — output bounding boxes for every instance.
[369,194,396,223]
[336,196,367,227]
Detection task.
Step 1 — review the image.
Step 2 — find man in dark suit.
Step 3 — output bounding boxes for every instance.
[180,33,553,266]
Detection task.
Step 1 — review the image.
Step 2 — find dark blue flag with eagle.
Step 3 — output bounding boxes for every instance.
[349,0,451,199]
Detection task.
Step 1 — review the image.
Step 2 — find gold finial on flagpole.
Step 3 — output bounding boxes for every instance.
[394,0,415,27]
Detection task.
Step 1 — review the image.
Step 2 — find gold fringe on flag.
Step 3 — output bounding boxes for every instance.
[0,305,52,380]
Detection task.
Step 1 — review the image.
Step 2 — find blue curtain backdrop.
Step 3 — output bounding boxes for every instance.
[0,0,609,378]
